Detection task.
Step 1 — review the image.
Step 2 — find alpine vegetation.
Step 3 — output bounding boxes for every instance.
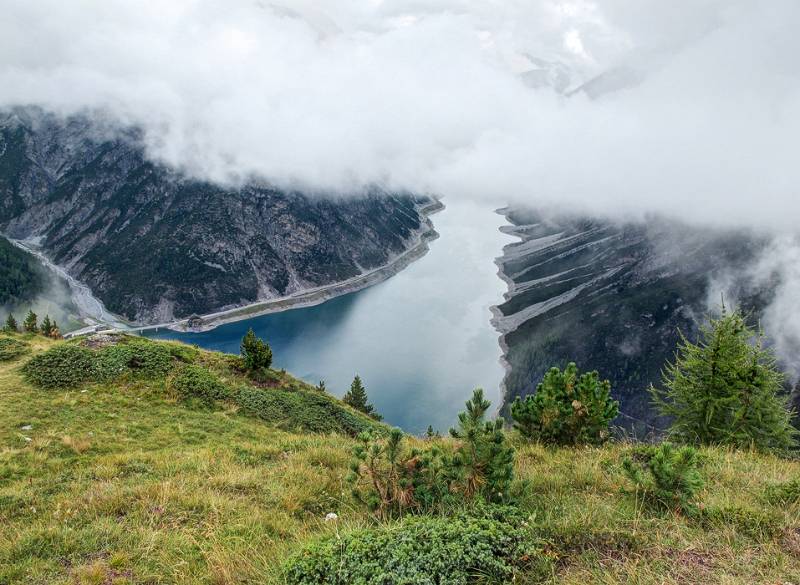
[651,307,796,453]
[511,363,619,445]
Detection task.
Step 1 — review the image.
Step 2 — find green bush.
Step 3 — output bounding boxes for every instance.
[284,507,547,585]
[92,339,174,381]
[235,386,380,437]
[23,338,176,389]
[511,363,618,445]
[622,442,704,515]
[22,344,95,389]
[171,365,231,405]
[0,337,28,361]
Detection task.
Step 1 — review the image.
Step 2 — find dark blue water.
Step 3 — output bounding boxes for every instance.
[146,201,511,434]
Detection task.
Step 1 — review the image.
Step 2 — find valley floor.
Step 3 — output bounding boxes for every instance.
[1,336,800,584]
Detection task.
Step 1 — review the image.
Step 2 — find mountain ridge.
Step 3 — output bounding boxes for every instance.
[0,107,434,325]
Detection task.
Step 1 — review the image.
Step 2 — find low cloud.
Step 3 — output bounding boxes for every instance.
[2,1,799,365]
[0,0,798,231]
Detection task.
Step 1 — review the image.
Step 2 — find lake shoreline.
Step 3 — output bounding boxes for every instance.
[133,199,445,335]
[489,206,526,415]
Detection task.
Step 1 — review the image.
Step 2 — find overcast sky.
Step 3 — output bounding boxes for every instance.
[1,0,798,230]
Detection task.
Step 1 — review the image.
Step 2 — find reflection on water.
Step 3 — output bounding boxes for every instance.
[147,200,512,434]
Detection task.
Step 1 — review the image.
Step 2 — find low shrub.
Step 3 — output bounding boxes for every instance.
[171,365,231,405]
[22,344,95,389]
[24,338,176,388]
[284,506,547,585]
[622,442,704,515]
[236,386,379,436]
[92,344,136,381]
[166,343,199,364]
[349,429,454,519]
[349,390,514,519]
[511,363,618,445]
[0,337,28,361]
[699,504,784,538]
[247,367,282,385]
[104,339,173,378]
[763,478,800,505]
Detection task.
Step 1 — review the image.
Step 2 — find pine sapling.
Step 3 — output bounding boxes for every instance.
[623,442,704,515]
[511,363,618,445]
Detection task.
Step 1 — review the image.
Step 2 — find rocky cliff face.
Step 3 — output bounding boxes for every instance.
[494,207,774,435]
[0,108,432,324]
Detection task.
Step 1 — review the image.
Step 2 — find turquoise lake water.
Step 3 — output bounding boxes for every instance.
[146,201,512,434]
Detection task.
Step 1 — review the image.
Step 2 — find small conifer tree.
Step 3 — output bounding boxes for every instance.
[511,363,618,445]
[40,314,53,337]
[348,429,418,519]
[240,328,272,371]
[623,442,704,515]
[343,375,382,420]
[425,425,440,439]
[651,307,795,453]
[3,314,18,333]
[22,310,37,333]
[449,388,514,501]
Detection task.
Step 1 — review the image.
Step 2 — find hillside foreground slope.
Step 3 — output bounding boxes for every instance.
[1,334,800,584]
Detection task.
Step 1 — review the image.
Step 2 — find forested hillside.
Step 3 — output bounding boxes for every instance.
[0,237,43,305]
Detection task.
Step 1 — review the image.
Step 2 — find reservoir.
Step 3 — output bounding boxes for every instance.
[147,200,512,434]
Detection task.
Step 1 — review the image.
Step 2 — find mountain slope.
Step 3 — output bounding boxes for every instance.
[0,108,433,324]
[494,207,773,434]
[0,237,44,305]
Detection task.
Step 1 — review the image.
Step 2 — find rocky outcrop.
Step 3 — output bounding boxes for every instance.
[0,108,432,324]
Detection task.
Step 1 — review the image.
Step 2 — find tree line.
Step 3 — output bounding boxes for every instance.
[3,310,62,339]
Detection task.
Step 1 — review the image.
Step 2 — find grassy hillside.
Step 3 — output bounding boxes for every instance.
[1,334,800,584]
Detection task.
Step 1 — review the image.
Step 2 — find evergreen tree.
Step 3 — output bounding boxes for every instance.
[511,363,618,445]
[623,442,704,515]
[448,388,514,501]
[3,314,18,333]
[40,314,53,337]
[240,328,272,371]
[651,307,795,453]
[49,320,61,339]
[343,375,381,420]
[22,310,37,333]
[425,425,440,439]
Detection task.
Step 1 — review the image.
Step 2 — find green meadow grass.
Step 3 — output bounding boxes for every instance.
[1,334,799,584]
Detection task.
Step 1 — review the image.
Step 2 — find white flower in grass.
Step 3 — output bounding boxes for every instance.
[324,512,338,522]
